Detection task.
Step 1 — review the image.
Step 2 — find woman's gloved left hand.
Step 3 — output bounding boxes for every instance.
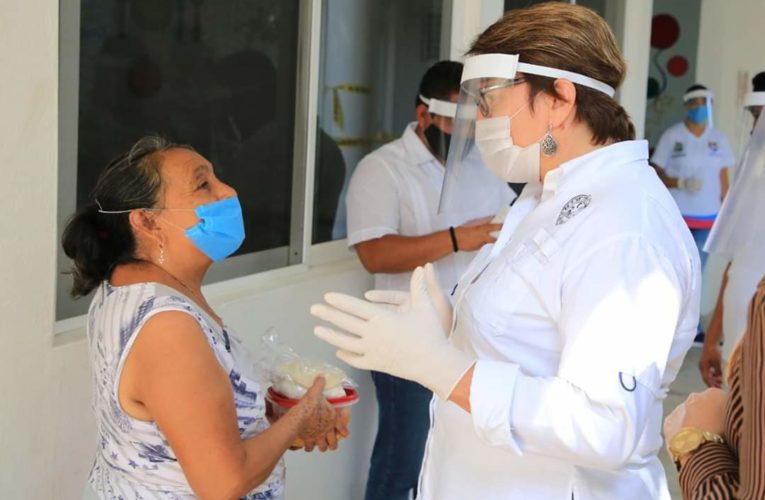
[311,265,474,400]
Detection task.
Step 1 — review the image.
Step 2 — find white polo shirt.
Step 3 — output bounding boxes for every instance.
[418,141,701,500]
[651,122,735,221]
[346,123,515,294]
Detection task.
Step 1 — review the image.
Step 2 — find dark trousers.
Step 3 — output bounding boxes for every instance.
[364,371,433,500]
[691,227,711,271]
[691,227,712,339]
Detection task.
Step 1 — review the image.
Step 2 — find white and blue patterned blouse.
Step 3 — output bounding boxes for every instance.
[86,281,284,499]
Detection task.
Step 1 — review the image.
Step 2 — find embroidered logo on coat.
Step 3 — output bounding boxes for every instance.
[556,194,592,225]
[673,142,684,153]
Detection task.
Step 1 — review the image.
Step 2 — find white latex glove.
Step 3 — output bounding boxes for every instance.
[311,266,475,400]
[363,263,453,335]
[677,176,703,193]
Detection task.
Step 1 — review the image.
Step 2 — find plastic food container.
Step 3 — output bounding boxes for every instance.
[265,386,359,421]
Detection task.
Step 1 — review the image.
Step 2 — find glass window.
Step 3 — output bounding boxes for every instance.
[58,0,302,319]
[313,0,446,243]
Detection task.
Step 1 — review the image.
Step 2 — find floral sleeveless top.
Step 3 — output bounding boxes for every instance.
[86,281,284,499]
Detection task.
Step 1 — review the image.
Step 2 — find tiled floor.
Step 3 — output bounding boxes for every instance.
[660,345,708,499]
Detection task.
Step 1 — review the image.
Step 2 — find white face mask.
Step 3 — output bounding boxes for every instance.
[474,115,541,183]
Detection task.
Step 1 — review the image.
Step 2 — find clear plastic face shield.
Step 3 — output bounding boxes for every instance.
[735,92,765,160]
[705,105,765,259]
[438,53,615,216]
[683,89,715,129]
[418,94,457,163]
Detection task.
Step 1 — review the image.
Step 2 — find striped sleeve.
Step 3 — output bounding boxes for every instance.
[738,282,765,499]
[678,441,739,499]
[678,280,765,499]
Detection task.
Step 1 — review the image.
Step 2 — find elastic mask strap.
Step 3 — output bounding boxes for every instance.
[507,90,544,120]
[95,199,197,215]
[158,215,192,233]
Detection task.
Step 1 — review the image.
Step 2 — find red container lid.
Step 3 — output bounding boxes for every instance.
[267,386,358,408]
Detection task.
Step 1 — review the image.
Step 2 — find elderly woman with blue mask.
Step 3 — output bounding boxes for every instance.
[62,136,347,499]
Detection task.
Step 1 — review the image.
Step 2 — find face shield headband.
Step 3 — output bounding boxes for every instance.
[418,94,458,118]
[418,94,457,163]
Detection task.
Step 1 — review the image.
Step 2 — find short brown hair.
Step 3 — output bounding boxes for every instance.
[469,2,634,145]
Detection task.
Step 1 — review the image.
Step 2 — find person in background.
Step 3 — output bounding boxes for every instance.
[62,136,347,499]
[651,84,735,271]
[344,60,514,500]
[699,71,765,387]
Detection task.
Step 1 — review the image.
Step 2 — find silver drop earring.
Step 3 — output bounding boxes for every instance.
[541,125,558,157]
[158,244,166,265]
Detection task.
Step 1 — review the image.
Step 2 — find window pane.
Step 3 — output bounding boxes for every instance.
[58,0,303,320]
[313,0,445,244]
[76,0,300,255]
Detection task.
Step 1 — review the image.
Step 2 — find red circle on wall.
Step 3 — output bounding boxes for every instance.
[667,55,688,77]
[651,14,680,49]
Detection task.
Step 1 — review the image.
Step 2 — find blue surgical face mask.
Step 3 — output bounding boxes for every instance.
[96,196,246,262]
[175,197,245,262]
[687,106,709,124]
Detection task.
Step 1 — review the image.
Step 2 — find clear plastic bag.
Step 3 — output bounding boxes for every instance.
[256,329,357,400]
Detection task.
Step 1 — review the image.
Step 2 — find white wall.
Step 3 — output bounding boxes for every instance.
[448,0,504,60]
[0,0,59,498]
[618,0,653,140]
[697,0,765,155]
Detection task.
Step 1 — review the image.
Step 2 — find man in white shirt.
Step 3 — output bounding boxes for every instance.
[651,84,735,271]
[345,60,514,500]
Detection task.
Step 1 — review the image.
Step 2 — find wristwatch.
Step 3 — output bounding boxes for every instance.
[668,427,724,466]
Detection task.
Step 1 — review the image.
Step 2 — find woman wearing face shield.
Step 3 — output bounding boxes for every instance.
[62,137,347,499]
[651,85,736,272]
[310,3,700,499]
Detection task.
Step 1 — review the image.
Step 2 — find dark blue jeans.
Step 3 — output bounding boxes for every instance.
[691,227,712,339]
[691,227,711,271]
[364,371,433,500]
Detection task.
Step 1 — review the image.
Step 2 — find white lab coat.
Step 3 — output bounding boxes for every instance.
[418,141,701,499]
[346,123,515,294]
